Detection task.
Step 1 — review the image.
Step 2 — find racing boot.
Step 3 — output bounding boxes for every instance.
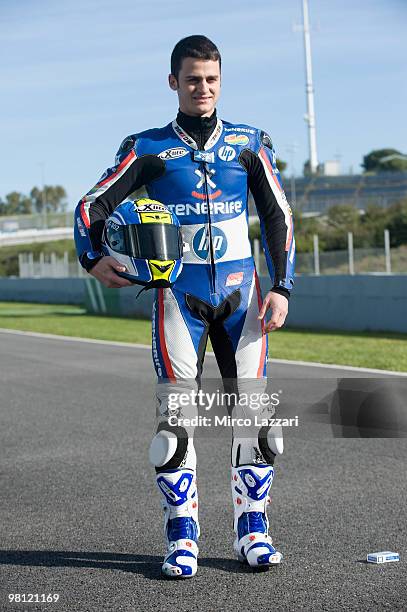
[156,468,199,578]
[231,464,282,568]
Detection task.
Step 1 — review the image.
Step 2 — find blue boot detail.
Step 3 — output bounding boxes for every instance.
[232,465,282,568]
[156,469,199,578]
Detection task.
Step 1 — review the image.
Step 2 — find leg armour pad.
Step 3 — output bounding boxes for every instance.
[149,430,178,467]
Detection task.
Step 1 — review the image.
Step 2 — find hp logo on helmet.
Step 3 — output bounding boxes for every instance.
[193,226,227,261]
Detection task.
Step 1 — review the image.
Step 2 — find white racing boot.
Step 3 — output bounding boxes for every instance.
[156,468,199,578]
[231,464,282,568]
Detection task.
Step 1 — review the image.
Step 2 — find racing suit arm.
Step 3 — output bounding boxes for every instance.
[74,139,165,272]
[240,138,295,299]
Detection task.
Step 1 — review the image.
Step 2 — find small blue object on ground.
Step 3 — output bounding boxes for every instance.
[366,551,400,564]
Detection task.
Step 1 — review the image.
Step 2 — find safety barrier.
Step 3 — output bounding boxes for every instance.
[0,275,406,333]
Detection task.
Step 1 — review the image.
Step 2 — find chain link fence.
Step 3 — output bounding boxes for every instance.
[10,232,407,279]
[254,229,407,276]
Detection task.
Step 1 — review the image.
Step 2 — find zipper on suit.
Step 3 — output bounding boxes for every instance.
[201,160,217,298]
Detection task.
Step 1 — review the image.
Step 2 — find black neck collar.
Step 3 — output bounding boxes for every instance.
[176,109,217,149]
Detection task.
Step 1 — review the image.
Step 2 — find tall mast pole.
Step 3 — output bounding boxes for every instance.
[302,0,319,174]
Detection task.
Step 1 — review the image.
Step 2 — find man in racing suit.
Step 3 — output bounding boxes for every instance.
[74,35,295,578]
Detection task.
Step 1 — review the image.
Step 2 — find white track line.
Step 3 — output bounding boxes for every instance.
[0,327,150,351]
[1,327,406,377]
[269,357,407,377]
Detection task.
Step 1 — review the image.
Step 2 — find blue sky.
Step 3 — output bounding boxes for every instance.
[1,0,406,208]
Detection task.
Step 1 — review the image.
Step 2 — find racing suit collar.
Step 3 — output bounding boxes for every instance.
[174,109,222,151]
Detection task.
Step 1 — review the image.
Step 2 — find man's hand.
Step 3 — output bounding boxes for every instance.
[89,256,133,288]
[258,291,288,333]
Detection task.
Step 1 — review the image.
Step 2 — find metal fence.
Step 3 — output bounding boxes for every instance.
[18,252,85,278]
[16,238,407,279]
[254,229,407,276]
[0,212,72,233]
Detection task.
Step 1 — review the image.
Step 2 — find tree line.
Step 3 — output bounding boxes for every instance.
[294,200,407,252]
[0,186,67,216]
[303,148,407,176]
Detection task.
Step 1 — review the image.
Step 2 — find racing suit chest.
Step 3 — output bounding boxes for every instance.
[134,120,257,302]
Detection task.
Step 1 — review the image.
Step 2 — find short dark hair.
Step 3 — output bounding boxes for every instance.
[171,35,221,79]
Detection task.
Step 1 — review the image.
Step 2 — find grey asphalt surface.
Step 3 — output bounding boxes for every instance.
[0,330,406,612]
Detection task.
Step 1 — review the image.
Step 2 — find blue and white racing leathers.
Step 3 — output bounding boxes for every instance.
[74,112,295,570]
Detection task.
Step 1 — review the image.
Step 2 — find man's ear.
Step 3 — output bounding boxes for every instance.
[168,74,178,91]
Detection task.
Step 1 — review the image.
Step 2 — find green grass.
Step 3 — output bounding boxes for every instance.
[0,302,406,372]
[0,302,152,345]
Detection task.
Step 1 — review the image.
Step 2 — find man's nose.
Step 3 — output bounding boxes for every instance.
[198,79,210,93]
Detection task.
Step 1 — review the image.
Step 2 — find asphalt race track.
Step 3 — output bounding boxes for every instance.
[0,330,406,612]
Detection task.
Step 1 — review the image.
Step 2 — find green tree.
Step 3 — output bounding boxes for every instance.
[386,199,407,246]
[360,204,390,246]
[276,158,287,174]
[323,204,362,250]
[0,191,32,215]
[326,204,360,230]
[303,159,311,177]
[362,149,407,173]
[30,185,67,213]
[295,212,325,252]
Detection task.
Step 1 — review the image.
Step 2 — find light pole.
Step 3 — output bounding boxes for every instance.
[295,0,319,174]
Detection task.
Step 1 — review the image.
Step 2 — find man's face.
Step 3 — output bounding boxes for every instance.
[169,57,221,117]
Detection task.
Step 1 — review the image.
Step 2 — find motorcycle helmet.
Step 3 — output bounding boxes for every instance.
[101,198,183,288]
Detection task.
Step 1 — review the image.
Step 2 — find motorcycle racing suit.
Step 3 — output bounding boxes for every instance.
[74,109,295,576]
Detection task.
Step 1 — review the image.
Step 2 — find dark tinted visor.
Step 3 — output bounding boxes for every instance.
[107,223,182,260]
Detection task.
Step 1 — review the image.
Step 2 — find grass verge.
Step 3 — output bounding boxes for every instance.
[0,302,406,372]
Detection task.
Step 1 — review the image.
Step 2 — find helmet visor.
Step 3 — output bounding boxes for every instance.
[107,223,182,260]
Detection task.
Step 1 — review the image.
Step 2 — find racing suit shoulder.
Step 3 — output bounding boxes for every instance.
[115,133,138,164]
[115,123,172,162]
[116,123,174,161]
[222,120,274,154]
[230,122,294,294]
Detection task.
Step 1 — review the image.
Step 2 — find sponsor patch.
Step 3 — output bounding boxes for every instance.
[173,122,197,148]
[134,198,168,212]
[226,271,244,286]
[218,146,236,162]
[167,200,243,216]
[224,127,255,134]
[204,120,223,150]
[193,226,227,261]
[151,302,162,377]
[76,216,86,237]
[139,212,171,224]
[224,134,250,146]
[158,147,188,160]
[193,151,215,163]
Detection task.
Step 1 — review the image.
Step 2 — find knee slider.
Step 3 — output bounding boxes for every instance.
[149,424,188,470]
[267,424,284,455]
[258,424,284,461]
